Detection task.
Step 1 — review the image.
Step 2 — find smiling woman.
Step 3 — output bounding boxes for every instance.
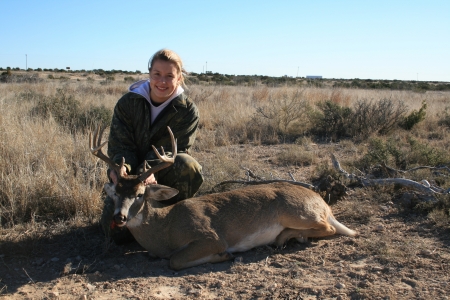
[148,50,186,104]
[101,49,204,244]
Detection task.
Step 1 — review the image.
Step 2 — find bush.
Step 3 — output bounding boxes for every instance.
[252,89,310,140]
[309,100,353,140]
[358,136,448,171]
[399,101,427,130]
[30,88,112,133]
[358,138,403,169]
[351,98,407,136]
[309,98,408,140]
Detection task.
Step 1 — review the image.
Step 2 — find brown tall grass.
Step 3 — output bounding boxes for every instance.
[0,76,449,228]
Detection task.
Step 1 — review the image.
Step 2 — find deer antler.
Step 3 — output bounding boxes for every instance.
[89,126,124,178]
[139,126,177,182]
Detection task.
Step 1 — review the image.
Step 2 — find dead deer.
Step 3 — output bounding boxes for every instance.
[90,126,357,270]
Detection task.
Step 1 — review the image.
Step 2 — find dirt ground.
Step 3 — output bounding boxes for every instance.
[1,145,450,299]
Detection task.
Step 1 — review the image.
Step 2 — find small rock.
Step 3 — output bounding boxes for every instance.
[86,283,96,291]
[50,257,59,262]
[254,290,265,297]
[401,278,418,288]
[335,282,346,289]
[268,283,277,292]
[374,225,385,232]
[419,249,434,257]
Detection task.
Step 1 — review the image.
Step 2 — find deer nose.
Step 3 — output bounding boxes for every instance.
[113,214,127,226]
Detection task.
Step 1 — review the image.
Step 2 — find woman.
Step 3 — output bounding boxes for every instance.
[101,49,204,244]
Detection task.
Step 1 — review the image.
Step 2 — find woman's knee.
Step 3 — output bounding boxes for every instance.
[174,153,203,179]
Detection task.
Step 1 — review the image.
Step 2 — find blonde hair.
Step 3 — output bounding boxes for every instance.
[148,49,186,86]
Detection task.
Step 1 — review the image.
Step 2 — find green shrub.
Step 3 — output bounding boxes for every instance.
[400,101,427,130]
[309,98,407,140]
[406,136,447,166]
[351,98,407,136]
[359,138,403,169]
[310,100,353,140]
[358,136,448,171]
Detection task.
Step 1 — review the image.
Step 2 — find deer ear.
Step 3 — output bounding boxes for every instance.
[104,183,117,199]
[146,184,179,201]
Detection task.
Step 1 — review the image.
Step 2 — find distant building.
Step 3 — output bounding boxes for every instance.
[306,75,322,79]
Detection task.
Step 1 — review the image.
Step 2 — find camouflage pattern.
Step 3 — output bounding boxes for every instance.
[107,91,199,173]
[101,90,203,244]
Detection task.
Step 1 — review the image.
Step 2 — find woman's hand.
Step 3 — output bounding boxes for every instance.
[109,167,157,185]
[143,174,157,185]
[109,166,128,185]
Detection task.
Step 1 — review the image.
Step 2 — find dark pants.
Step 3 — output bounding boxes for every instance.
[100,153,203,244]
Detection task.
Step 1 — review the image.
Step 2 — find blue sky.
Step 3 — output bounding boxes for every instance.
[1,0,449,81]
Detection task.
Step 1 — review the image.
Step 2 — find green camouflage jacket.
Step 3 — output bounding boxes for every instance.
[107,89,199,175]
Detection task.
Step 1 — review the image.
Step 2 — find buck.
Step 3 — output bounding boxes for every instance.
[90,126,357,270]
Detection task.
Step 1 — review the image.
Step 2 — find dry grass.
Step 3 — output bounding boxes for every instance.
[1,76,449,228]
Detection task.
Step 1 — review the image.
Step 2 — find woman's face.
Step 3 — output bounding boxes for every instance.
[149,60,181,104]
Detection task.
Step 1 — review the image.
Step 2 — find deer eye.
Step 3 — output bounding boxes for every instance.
[137,193,144,198]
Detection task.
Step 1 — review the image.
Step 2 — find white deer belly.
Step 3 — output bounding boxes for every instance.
[227,224,284,253]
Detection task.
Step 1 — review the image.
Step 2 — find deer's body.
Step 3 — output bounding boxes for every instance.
[90,126,356,270]
[105,181,356,270]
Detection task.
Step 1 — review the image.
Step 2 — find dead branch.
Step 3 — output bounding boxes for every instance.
[330,153,449,199]
[375,164,450,175]
[240,166,264,181]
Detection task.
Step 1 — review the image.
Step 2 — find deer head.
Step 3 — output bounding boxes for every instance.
[89,126,178,227]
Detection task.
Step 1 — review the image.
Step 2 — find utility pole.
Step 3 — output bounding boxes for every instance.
[26,54,27,70]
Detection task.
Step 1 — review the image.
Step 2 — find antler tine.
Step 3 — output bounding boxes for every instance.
[139,126,177,182]
[89,125,123,178]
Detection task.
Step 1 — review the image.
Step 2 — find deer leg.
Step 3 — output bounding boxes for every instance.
[275,222,337,246]
[275,228,307,247]
[169,239,231,270]
[296,223,337,240]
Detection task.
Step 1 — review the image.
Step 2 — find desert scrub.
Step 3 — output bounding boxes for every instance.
[309,100,353,140]
[357,136,449,171]
[309,98,408,141]
[251,88,311,141]
[399,100,427,130]
[30,88,112,133]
